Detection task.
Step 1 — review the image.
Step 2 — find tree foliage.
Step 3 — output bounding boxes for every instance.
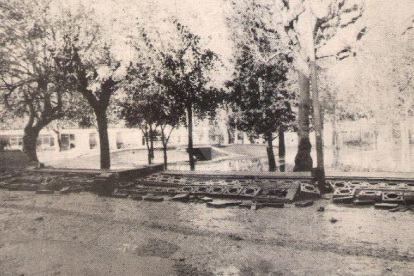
[226,0,296,171]
[53,4,126,169]
[154,21,224,170]
[0,0,88,161]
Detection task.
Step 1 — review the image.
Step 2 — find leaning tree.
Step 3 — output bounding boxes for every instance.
[0,0,84,162]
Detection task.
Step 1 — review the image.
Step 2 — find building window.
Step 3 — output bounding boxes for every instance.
[61,134,76,150]
[10,137,17,146]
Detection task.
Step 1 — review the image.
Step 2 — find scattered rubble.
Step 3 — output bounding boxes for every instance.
[206,201,242,208]
[3,169,414,212]
[330,217,338,223]
[59,187,71,195]
[199,196,213,203]
[262,202,284,208]
[131,195,143,201]
[250,203,262,210]
[317,206,325,212]
[143,195,164,202]
[374,203,400,209]
[388,206,409,212]
[206,202,229,208]
[328,180,414,210]
[171,194,190,202]
[295,200,314,207]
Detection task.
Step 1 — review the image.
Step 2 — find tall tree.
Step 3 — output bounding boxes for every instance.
[225,26,295,171]
[119,24,187,169]
[55,7,125,169]
[119,84,183,168]
[156,21,223,171]
[226,0,297,171]
[0,0,81,161]
[271,0,365,172]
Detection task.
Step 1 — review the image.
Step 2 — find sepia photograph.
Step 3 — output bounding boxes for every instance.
[0,0,413,275]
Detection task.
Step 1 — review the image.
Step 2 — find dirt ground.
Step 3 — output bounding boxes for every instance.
[0,191,413,276]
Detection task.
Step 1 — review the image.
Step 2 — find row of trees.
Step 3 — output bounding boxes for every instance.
[225,0,366,176]
[0,0,223,170]
[1,0,368,174]
[119,22,223,170]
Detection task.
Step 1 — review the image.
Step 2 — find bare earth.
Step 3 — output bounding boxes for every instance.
[0,191,413,276]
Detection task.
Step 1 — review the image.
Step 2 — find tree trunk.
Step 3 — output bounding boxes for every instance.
[278,129,285,157]
[332,120,339,149]
[161,129,168,170]
[278,129,286,172]
[332,91,340,149]
[23,127,40,162]
[266,132,277,172]
[96,111,110,169]
[143,130,152,165]
[187,105,195,171]
[307,6,327,192]
[149,125,155,160]
[227,128,233,144]
[53,129,62,151]
[294,71,313,171]
[57,133,62,151]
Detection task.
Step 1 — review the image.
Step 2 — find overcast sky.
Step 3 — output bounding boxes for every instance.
[67,0,412,95]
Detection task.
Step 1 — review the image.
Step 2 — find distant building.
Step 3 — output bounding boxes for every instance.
[0,117,255,153]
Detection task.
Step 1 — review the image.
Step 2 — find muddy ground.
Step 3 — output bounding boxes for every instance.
[0,191,413,276]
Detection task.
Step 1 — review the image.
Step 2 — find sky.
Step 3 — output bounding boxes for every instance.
[62,0,413,112]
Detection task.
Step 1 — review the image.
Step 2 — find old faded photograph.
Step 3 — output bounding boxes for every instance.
[0,0,413,275]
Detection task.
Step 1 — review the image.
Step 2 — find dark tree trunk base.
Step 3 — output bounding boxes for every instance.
[96,113,111,169]
[187,106,195,171]
[278,129,286,172]
[23,128,40,162]
[294,137,313,172]
[266,133,276,172]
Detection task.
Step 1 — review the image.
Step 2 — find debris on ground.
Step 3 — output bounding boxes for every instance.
[206,201,242,208]
[131,195,143,201]
[171,194,190,202]
[332,196,354,204]
[143,195,164,202]
[329,180,414,208]
[330,217,338,223]
[198,196,213,203]
[228,234,244,241]
[262,202,284,208]
[317,206,325,212]
[239,202,252,209]
[60,187,71,195]
[111,190,129,198]
[353,199,376,205]
[2,169,414,213]
[388,206,409,212]
[250,203,262,210]
[206,202,228,208]
[374,203,400,209]
[295,200,314,207]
